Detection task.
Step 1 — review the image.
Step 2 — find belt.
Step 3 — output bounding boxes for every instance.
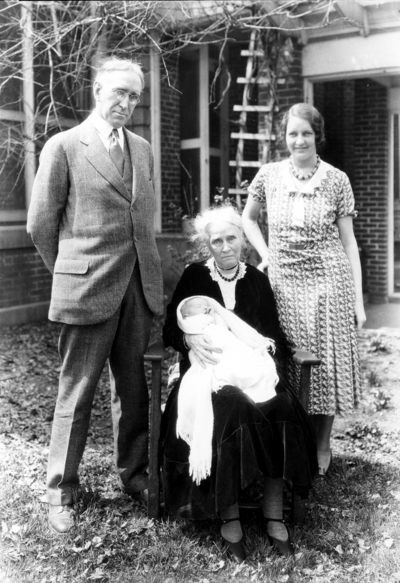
[288,242,306,250]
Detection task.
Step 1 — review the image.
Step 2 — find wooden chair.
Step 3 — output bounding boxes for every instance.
[144,341,320,520]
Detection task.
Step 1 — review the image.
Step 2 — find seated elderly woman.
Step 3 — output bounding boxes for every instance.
[161,204,317,563]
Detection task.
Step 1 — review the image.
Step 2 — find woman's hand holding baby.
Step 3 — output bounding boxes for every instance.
[184,333,222,368]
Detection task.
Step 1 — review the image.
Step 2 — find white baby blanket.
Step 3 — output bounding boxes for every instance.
[176,295,278,484]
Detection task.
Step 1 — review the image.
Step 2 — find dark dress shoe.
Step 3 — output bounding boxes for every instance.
[263,517,295,558]
[221,517,246,564]
[48,504,74,534]
[130,488,148,506]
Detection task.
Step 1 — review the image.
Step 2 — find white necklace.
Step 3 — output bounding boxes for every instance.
[290,155,320,181]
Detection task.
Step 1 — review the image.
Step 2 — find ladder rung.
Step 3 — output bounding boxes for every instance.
[236,79,286,86]
[231,132,276,141]
[240,50,264,57]
[233,105,274,113]
[237,77,270,85]
[228,189,248,195]
[229,161,262,168]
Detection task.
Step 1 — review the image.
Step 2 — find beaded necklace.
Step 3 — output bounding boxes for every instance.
[289,155,320,181]
[214,261,240,282]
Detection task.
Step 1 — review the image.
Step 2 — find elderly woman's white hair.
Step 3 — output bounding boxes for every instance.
[191,204,245,250]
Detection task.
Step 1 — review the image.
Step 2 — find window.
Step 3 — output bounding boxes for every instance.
[179,45,229,215]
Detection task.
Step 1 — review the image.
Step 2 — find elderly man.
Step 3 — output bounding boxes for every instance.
[27,57,163,533]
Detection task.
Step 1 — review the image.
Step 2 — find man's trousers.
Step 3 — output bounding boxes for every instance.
[46,263,153,505]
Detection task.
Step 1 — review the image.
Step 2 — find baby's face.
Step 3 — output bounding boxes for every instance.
[182,298,214,318]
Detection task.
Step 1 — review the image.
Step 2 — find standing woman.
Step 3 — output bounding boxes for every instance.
[242,103,366,476]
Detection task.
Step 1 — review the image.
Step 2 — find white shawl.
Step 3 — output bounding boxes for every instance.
[176,296,278,484]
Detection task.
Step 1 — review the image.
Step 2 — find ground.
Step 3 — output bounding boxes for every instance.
[0,320,399,583]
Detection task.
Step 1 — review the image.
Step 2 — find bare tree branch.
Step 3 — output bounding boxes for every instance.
[0,0,336,204]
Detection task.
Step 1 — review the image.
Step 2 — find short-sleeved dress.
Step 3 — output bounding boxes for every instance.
[248,159,361,416]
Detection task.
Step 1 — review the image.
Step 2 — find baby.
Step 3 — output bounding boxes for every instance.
[176,295,279,484]
[180,296,278,401]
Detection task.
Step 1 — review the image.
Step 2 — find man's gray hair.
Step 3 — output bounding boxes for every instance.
[95,57,145,90]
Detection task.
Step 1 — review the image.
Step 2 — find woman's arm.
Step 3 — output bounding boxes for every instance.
[242,197,270,272]
[337,216,366,329]
[257,273,292,362]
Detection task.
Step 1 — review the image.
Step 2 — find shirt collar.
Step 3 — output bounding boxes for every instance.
[89,110,124,142]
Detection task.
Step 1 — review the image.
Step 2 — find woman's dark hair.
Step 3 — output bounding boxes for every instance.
[279,103,325,146]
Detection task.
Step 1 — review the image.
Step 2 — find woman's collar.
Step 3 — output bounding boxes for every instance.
[282,158,331,194]
[206,257,247,282]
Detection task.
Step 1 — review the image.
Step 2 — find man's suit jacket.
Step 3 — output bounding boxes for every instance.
[27,118,164,325]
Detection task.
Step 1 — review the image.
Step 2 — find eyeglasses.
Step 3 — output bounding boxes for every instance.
[112,88,140,105]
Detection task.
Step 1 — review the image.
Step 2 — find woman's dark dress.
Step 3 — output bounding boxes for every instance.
[162,261,317,520]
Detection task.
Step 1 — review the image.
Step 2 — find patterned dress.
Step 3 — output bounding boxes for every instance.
[248,159,361,416]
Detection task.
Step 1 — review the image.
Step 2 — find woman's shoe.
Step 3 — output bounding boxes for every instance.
[263,517,295,557]
[220,517,246,564]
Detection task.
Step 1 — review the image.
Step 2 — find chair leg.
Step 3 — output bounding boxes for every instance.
[290,483,306,525]
[148,359,162,519]
[299,363,311,411]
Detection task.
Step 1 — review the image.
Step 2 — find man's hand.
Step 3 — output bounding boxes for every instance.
[185,333,222,368]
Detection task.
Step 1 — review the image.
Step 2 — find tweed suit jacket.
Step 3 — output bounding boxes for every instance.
[27,118,163,325]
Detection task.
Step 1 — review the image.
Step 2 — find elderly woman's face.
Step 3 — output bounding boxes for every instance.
[207,222,242,270]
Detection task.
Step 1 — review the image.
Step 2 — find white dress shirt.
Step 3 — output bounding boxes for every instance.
[89,111,124,152]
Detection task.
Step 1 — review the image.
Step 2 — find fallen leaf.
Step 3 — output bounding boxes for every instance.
[384,538,394,548]
[88,569,108,581]
[335,544,344,554]
[210,560,225,572]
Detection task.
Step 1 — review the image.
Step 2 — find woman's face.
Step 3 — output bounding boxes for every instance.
[207,222,242,270]
[286,115,317,165]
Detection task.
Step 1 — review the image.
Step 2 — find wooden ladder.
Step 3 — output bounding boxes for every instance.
[228,30,279,209]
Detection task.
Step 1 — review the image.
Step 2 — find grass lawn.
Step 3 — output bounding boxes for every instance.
[0,320,400,583]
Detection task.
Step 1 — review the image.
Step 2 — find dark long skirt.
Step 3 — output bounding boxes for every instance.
[161,378,318,520]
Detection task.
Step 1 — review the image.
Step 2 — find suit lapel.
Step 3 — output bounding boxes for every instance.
[80,120,131,203]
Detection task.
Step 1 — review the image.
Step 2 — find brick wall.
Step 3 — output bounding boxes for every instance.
[0,247,51,310]
[256,53,389,302]
[160,54,181,232]
[271,41,304,162]
[275,41,303,116]
[352,79,388,303]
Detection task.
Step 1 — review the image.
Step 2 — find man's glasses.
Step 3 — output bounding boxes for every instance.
[112,88,140,105]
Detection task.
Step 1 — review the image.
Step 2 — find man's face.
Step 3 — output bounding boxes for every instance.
[93,69,142,128]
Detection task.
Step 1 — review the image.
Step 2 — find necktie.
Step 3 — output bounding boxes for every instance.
[109,129,124,175]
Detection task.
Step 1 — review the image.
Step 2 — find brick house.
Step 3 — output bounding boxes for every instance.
[1,0,399,327]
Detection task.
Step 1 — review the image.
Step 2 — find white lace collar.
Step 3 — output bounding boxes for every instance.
[206,257,247,281]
